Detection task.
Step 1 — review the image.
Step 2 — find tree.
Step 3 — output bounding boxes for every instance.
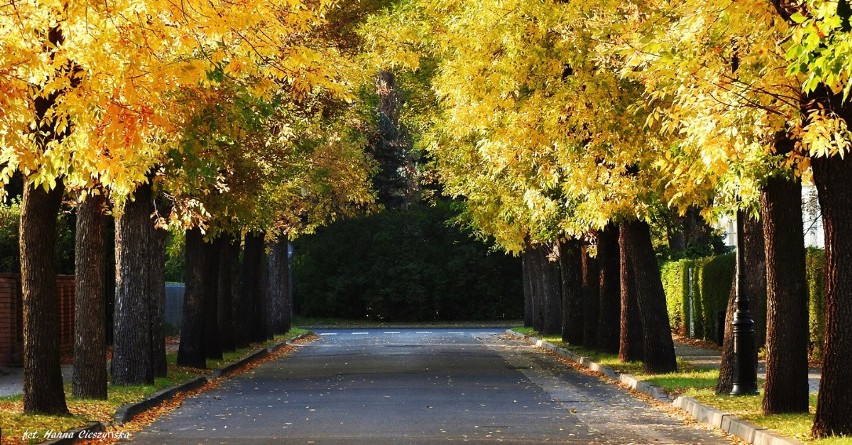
[580,242,600,349]
[113,183,153,385]
[149,223,168,378]
[784,4,852,435]
[177,228,207,369]
[268,237,291,335]
[597,225,622,354]
[203,238,222,360]
[72,191,107,399]
[20,180,67,414]
[621,220,678,373]
[761,137,809,414]
[618,224,644,363]
[217,235,239,352]
[559,239,584,345]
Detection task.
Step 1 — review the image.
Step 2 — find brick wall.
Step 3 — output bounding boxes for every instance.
[0,273,22,367]
[0,274,75,367]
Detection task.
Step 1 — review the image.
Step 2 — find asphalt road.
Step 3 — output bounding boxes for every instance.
[126,329,732,444]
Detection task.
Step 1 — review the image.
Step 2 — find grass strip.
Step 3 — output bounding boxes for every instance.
[510,328,848,445]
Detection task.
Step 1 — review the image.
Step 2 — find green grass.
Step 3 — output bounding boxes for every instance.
[0,328,309,444]
[511,328,849,444]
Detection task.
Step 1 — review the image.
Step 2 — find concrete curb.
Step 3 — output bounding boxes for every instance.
[505,330,804,445]
[38,332,313,444]
[115,333,311,426]
[210,349,269,379]
[114,376,208,425]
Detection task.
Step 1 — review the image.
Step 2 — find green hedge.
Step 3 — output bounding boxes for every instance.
[293,201,523,321]
[660,254,733,343]
[696,253,735,342]
[660,259,691,336]
[805,248,826,360]
[0,199,75,274]
[661,250,826,352]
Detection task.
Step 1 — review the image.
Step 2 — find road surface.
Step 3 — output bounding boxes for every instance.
[127,329,732,444]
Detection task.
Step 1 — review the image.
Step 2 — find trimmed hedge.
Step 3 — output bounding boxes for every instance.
[661,250,826,352]
[805,248,826,360]
[293,201,523,321]
[661,254,733,343]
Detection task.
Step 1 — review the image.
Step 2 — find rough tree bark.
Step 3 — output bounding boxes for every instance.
[113,183,153,385]
[72,192,107,399]
[618,224,644,363]
[203,237,222,360]
[283,241,293,334]
[21,24,70,414]
[527,245,544,333]
[596,224,621,354]
[581,242,600,349]
[522,251,534,328]
[621,220,678,373]
[536,244,563,336]
[811,140,852,437]
[268,237,289,335]
[20,180,68,414]
[177,228,206,369]
[762,158,809,414]
[231,234,249,350]
[717,212,763,394]
[217,235,237,352]
[149,224,168,378]
[559,239,584,345]
[242,232,268,343]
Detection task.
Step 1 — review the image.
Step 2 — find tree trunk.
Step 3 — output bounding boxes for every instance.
[261,247,272,341]
[581,242,600,349]
[203,237,222,360]
[535,244,562,336]
[619,224,644,363]
[20,180,68,414]
[268,237,289,335]
[113,183,153,385]
[522,251,534,328]
[217,236,237,352]
[622,220,678,373]
[21,25,70,414]
[177,228,206,368]
[231,234,249,349]
[242,232,268,343]
[717,212,763,394]
[811,150,852,437]
[149,225,168,378]
[283,240,293,333]
[72,192,107,399]
[596,224,621,354]
[762,166,809,414]
[559,239,584,345]
[526,246,545,332]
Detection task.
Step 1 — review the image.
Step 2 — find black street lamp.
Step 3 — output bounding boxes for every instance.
[731,210,759,395]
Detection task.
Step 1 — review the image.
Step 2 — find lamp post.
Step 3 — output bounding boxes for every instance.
[731,209,758,395]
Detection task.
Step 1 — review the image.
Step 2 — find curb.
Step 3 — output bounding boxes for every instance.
[38,332,313,444]
[505,330,804,445]
[114,376,208,425]
[117,333,310,424]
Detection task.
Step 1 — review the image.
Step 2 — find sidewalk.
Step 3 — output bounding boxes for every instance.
[673,340,822,393]
[0,365,73,398]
